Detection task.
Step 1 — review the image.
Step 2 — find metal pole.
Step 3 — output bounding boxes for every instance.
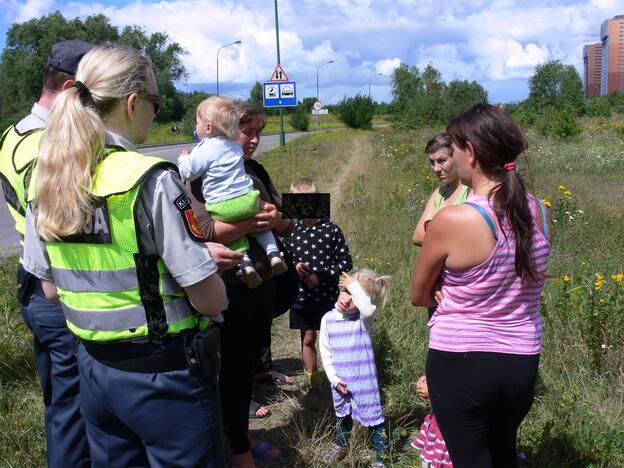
[316,60,333,131]
[274,0,285,146]
[316,67,320,132]
[216,41,242,96]
[369,73,382,100]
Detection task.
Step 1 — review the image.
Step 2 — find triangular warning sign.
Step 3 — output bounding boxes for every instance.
[269,64,289,82]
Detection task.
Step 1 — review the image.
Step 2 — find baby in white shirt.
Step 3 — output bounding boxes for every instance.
[178,96,287,288]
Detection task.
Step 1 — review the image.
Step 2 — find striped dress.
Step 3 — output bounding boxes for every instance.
[429,194,551,355]
[324,310,385,427]
[412,413,453,467]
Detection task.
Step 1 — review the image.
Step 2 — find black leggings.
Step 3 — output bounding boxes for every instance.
[426,349,539,468]
[219,279,275,454]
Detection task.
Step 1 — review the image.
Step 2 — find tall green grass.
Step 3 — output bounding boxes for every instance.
[1,120,622,466]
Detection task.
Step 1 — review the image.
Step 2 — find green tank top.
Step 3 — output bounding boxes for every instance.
[433,184,470,212]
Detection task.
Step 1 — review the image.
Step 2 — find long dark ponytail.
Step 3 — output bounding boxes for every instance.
[447,104,540,283]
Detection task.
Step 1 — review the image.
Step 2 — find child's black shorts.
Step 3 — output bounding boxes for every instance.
[289,307,327,331]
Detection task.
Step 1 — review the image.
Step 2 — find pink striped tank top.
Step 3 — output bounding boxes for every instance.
[429,194,551,355]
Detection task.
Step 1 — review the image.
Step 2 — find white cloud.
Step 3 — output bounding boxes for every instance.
[4,0,55,23]
[2,0,624,103]
[375,58,400,75]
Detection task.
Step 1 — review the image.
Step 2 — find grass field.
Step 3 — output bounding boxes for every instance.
[1,119,622,466]
[143,114,390,145]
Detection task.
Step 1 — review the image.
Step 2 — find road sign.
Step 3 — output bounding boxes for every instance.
[312,109,328,115]
[312,100,322,111]
[269,64,289,82]
[263,81,297,107]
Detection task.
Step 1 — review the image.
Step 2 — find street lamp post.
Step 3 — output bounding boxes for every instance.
[316,60,333,130]
[216,40,242,95]
[369,73,383,100]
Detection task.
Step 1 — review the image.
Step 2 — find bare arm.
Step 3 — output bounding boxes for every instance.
[183,273,227,317]
[412,189,439,246]
[410,211,450,307]
[42,281,59,304]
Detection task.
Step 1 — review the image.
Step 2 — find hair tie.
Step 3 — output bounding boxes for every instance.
[373,277,380,284]
[503,162,516,171]
[73,80,92,103]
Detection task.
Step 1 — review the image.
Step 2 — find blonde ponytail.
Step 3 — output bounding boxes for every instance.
[34,44,153,241]
[357,268,392,309]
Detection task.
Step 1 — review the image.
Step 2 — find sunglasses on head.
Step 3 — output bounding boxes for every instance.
[141,93,160,115]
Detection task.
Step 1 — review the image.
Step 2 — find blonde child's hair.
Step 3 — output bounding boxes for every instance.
[196,96,239,140]
[290,177,318,193]
[357,268,391,309]
[35,44,153,241]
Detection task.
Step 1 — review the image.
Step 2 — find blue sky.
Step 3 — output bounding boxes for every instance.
[0,0,621,104]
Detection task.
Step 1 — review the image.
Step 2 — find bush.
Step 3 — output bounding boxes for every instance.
[336,94,374,129]
[289,103,310,132]
[586,96,611,118]
[534,106,582,139]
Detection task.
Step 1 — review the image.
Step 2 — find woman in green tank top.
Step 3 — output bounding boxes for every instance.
[412,132,471,246]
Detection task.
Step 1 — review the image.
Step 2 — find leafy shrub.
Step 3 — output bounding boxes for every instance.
[336,94,374,129]
[289,103,310,132]
[534,106,581,139]
[586,96,611,117]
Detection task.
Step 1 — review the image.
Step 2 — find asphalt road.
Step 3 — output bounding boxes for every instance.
[0,131,307,255]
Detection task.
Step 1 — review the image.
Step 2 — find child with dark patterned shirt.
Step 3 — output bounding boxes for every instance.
[283,177,352,389]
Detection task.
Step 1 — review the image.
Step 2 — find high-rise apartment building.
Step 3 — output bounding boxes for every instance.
[583,43,602,99]
[600,15,624,95]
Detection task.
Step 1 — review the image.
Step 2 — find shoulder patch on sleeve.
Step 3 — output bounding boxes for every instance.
[173,194,203,241]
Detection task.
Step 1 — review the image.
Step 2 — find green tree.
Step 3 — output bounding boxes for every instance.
[289,102,310,131]
[527,60,585,117]
[0,11,188,127]
[586,96,611,117]
[443,80,488,120]
[336,94,374,129]
[606,92,624,115]
[249,81,263,107]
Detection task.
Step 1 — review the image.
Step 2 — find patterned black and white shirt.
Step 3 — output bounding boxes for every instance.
[284,219,353,313]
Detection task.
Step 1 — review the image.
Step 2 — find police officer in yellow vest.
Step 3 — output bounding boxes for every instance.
[0,40,93,467]
[23,44,228,467]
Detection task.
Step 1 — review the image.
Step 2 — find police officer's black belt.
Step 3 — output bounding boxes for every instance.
[84,338,188,373]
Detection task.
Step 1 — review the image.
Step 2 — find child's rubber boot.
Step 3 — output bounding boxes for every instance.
[268,252,288,276]
[239,260,263,289]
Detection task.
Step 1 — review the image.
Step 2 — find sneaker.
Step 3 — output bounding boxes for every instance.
[371,463,386,468]
[268,252,288,276]
[239,263,263,289]
[321,444,347,464]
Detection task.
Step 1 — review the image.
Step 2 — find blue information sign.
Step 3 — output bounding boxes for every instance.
[263,81,297,107]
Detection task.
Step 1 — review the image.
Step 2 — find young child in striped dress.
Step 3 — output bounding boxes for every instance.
[319,269,391,467]
[411,375,453,467]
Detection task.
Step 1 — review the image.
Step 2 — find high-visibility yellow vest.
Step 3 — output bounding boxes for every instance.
[0,125,42,237]
[39,148,207,342]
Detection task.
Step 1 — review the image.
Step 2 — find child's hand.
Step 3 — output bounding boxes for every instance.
[338,271,357,290]
[303,273,319,288]
[295,262,310,277]
[180,149,190,157]
[416,375,429,399]
[336,380,350,396]
[433,276,444,304]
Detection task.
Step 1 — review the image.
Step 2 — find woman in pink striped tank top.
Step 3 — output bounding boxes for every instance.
[410,104,552,468]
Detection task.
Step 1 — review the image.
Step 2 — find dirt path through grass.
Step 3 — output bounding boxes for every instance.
[249,132,375,467]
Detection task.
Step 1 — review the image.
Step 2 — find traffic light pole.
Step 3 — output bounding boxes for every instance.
[274,0,285,146]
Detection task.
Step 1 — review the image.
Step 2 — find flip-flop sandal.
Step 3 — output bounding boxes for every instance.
[248,399,271,420]
[270,370,293,385]
[250,440,282,461]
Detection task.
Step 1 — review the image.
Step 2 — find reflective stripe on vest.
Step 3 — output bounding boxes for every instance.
[0,126,42,236]
[43,149,197,342]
